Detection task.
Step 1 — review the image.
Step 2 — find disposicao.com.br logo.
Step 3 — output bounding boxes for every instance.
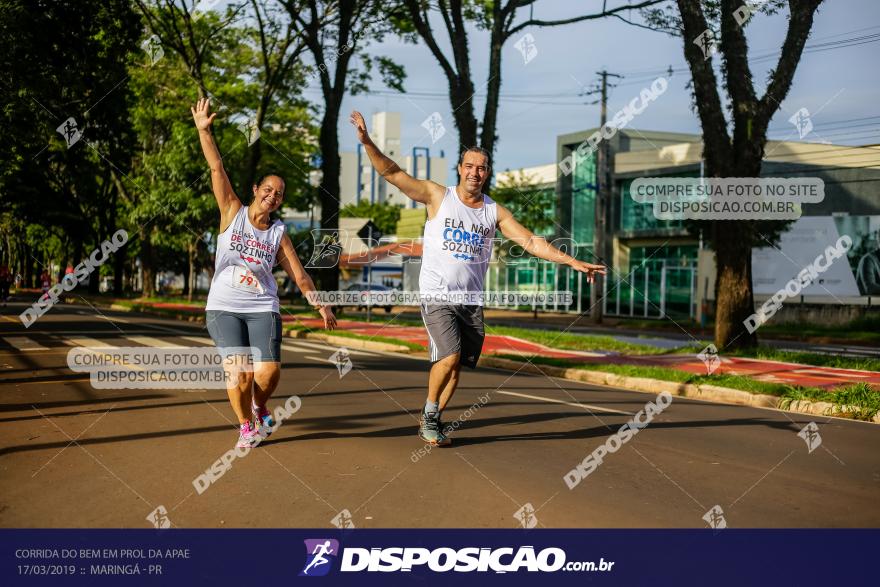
[300,543,614,575]
[300,539,340,577]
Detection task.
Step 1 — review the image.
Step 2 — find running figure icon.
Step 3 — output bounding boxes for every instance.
[302,541,335,575]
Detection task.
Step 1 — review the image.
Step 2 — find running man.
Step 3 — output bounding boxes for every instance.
[350,111,605,446]
[192,98,336,448]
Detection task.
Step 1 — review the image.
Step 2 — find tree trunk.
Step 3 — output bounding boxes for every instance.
[479,2,504,169]
[88,268,100,294]
[713,222,757,349]
[25,254,33,289]
[140,227,155,298]
[186,241,196,302]
[317,96,341,293]
[182,259,190,298]
[450,81,479,158]
[707,152,762,350]
[113,241,126,296]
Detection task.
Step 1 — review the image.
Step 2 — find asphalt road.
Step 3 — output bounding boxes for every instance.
[0,302,878,529]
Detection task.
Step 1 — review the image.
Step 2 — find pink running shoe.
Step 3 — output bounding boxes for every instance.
[237,421,261,448]
[252,402,276,438]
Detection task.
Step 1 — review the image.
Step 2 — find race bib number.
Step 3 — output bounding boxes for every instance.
[231,265,264,294]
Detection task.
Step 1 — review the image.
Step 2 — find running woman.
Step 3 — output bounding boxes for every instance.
[192,98,336,448]
[351,110,605,446]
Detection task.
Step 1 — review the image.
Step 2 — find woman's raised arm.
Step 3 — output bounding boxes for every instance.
[191,98,241,230]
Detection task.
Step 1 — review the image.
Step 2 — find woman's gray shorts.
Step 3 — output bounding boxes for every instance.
[205,310,282,362]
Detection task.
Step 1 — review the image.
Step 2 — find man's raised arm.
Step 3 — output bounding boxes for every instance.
[349,111,444,205]
[497,204,606,281]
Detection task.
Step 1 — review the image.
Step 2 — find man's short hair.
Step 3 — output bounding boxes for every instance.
[458,146,491,170]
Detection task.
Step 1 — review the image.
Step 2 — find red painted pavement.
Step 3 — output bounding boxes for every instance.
[121,303,879,392]
[286,316,880,391]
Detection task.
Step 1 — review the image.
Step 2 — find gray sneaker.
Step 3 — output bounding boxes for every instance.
[419,410,451,446]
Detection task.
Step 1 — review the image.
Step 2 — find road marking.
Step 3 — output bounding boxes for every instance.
[59,336,116,348]
[302,355,332,364]
[97,314,131,323]
[15,376,92,385]
[124,335,185,348]
[497,390,632,416]
[282,342,377,357]
[284,340,337,352]
[282,342,329,354]
[2,336,49,351]
[178,336,214,346]
[136,322,191,334]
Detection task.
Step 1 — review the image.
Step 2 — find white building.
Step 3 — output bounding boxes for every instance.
[340,112,448,209]
[494,163,557,189]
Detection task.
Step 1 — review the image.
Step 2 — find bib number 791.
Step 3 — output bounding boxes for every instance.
[231,265,264,294]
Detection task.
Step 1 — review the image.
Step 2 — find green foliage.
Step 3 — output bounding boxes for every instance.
[492,170,555,235]
[491,169,557,261]
[340,201,403,236]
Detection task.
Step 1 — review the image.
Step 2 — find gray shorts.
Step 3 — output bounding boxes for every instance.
[205,310,282,362]
[420,304,485,368]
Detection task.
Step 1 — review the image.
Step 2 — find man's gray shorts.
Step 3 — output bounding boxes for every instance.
[420,304,485,368]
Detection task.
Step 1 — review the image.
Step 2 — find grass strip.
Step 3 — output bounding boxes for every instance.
[494,354,880,421]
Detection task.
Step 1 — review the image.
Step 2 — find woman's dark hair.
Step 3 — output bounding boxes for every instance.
[253,173,286,220]
[254,173,286,191]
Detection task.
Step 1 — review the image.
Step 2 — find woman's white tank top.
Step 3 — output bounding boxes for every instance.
[206,205,285,313]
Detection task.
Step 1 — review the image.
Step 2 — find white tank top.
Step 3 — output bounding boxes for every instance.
[206,205,285,313]
[419,186,498,305]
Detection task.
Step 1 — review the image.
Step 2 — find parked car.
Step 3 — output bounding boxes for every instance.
[345,283,394,313]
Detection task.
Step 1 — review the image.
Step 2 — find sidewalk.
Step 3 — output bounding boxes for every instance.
[286,317,880,392]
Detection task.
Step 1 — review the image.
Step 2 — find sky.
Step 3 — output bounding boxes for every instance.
[307,0,880,174]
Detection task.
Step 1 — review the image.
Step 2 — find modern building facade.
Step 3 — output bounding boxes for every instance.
[554,128,880,320]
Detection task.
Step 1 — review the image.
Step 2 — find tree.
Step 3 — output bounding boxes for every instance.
[340,200,403,236]
[491,169,555,236]
[0,0,141,294]
[131,1,316,298]
[395,1,666,171]
[643,0,825,348]
[282,0,405,292]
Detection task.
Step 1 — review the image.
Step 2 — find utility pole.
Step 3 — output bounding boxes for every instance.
[587,70,621,324]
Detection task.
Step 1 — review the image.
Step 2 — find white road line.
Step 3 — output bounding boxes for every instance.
[284,340,337,352]
[282,342,330,354]
[497,390,633,416]
[2,336,49,351]
[135,322,191,334]
[178,336,214,346]
[59,336,117,348]
[124,336,185,348]
[282,342,377,357]
[302,356,332,364]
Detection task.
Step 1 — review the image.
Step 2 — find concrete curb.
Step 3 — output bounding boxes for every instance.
[478,356,880,424]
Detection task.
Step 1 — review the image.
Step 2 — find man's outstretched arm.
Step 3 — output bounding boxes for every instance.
[497,204,606,281]
[349,110,444,206]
